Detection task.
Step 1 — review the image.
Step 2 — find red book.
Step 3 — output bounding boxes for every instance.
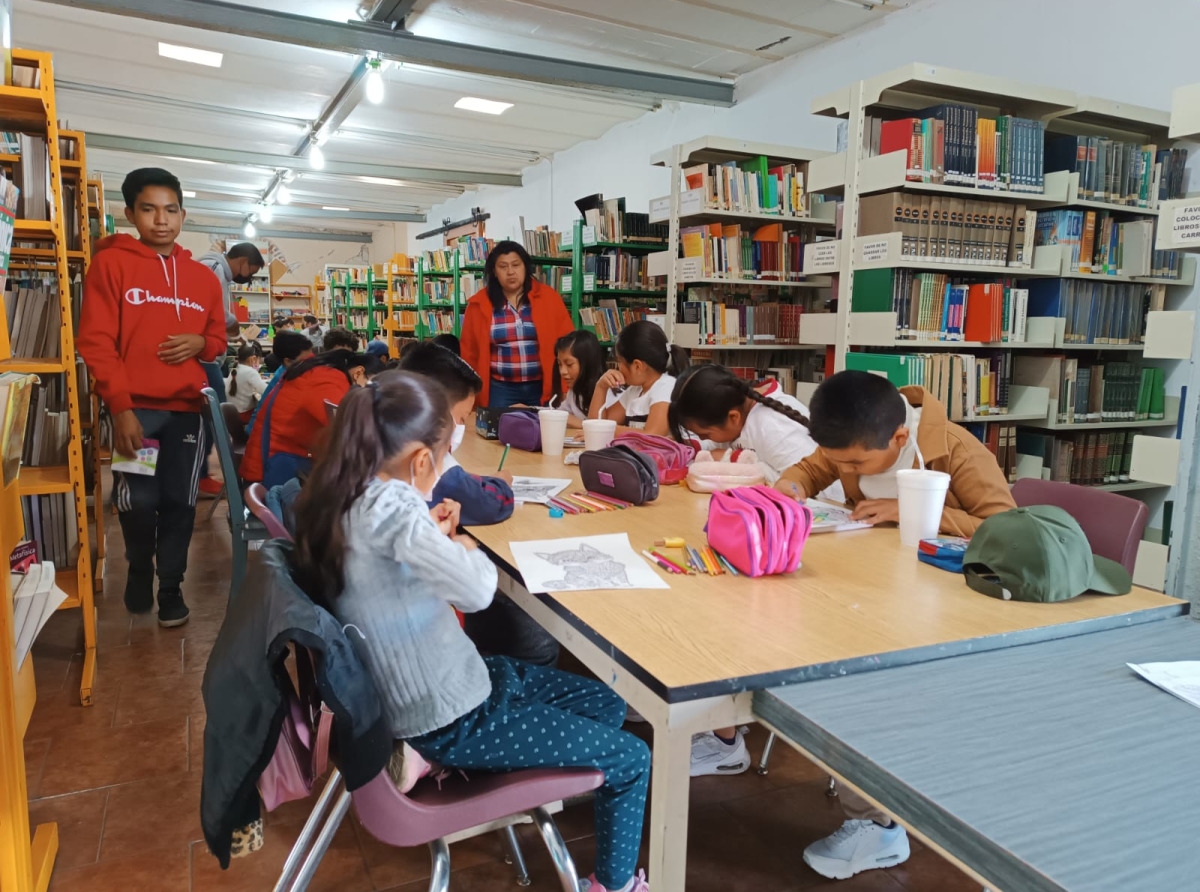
[964,283,1000,343]
[880,118,920,180]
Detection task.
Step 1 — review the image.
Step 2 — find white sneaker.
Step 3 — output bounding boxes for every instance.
[689,730,750,777]
[803,819,910,880]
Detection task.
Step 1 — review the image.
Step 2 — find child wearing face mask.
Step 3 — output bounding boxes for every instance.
[290,372,652,892]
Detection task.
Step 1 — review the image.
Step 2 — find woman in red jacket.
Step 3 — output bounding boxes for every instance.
[241,350,382,487]
[461,241,574,407]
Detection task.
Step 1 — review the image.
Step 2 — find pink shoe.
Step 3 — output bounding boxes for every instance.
[581,870,649,892]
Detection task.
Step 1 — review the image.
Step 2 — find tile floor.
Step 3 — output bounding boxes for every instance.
[25,506,982,892]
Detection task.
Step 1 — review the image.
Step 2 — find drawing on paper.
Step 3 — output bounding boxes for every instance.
[510,476,572,504]
[536,543,632,591]
[509,532,670,594]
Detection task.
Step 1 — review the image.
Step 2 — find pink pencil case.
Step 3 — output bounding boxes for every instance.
[706,485,813,577]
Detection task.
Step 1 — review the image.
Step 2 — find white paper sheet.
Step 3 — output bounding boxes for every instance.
[1128,661,1200,711]
[806,499,871,533]
[510,476,572,505]
[13,562,67,670]
[510,532,670,594]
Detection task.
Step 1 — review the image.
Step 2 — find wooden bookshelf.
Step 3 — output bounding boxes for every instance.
[0,50,97,705]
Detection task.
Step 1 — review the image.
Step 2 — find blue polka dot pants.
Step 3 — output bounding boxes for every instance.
[409,656,650,890]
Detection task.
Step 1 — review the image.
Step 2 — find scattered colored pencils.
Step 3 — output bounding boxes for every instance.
[650,548,693,575]
[642,550,686,575]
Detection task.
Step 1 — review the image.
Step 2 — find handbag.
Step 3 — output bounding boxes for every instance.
[706,485,814,577]
[579,445,660,505]
[257,648,333,811]
[611,432,695,484]
[686,449,768,493]
[497,409,542,452]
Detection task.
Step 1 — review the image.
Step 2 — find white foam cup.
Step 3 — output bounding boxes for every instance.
[582,418,617,451]
[538,409,569,456]
[895,469,951,547]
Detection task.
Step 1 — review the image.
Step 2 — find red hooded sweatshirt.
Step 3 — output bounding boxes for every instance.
[78,235,226,415]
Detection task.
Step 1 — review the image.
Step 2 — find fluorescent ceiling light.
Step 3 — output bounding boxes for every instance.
[259,204,273,223]
[182,190,196,198]
[454,97,514,116]
[322,206,350,211]
[357,176,406,186]
[309,144,325,171]
[165,156,216,166]
[276,185,293,204]
[158,42,223,68]
[243,220,256,238]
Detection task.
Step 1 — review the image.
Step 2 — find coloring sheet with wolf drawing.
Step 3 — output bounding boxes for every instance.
[510,476,572,504]
[509,533,670,593]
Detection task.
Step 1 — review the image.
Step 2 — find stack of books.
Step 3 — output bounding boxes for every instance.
[1045,137,1187,206]
[455,237,492,266]
[522,226,568,258]
[680,296,805,346]
[858,192,1036,265]
[680,222,807,280]
[852,269,1030,343]
[1015,430,1136,486]
[21,377,70,468]
[1034,209,1179,278]
[960,422,1020,482]
[575,194,667,244]
[1014,355,1165,424]
[583,251,663,290]
[1025,278,1157,345]
[846,350,1015,419]
[681,156,807,216]
[422,279,453,303]
[19,494,78,570]
[419,311,456,335]
[4,278,61,359]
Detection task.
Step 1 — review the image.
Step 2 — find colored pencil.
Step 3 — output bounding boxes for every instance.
[706,548,727,575]
[715,552,739,577]
[701,548,722,575]
[686,546,706,573]
[561,494,599,512]
[571,493,613,512]
[580,491,631,509]
[650,549,693,575]
[498,444,511,471]
[642,550,682,574]
[547,497,580,515]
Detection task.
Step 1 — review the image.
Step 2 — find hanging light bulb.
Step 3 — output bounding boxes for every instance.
[365,59,385,105]
[276,184,293,205]
[244,219,256,238]
[309,143,325,170]
[259,203,273,224]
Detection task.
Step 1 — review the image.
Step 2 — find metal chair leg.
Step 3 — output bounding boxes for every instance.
[230,527,247,602]
[286,788,352,892]
[428,838,451,892]
[204,483,226,521]
[273,770,345,892]
[530,806,581,892]
[826,775,839,798]
[499,824,532,887]
[756,732,777,776]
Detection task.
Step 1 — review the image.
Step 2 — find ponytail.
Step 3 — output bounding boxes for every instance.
[290,371,452,604]
[668,364,807,443]
[615,319,688,375]
[666,344,690,376]
[230,345,257,398]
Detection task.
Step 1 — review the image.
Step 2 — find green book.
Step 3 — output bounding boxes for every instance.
[1136,366,1154,420]
[738,155,770,209]
[1149,367,1166,420]
[851,268,896,313]
[846,352,914,387]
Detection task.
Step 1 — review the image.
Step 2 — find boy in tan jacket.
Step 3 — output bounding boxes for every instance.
[775,369,1015,880]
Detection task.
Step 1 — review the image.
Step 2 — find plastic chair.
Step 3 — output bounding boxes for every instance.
[1011,478,1147,574]
[202,401,253,522]
[323,399,338,423]
[246,483,294,541]
[202,387,269,602]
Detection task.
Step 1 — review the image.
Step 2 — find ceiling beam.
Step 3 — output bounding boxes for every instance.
[42,0,734,106]
[105,190,426,222]
[364,0,418,27]
[87,134,521,187]
[179,223,374,242]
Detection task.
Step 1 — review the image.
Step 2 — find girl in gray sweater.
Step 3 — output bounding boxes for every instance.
[290,371,651,892]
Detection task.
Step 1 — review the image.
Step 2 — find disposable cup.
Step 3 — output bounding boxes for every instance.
[582,418,617,451]
[538,409,569,456]
[896,469,951,547]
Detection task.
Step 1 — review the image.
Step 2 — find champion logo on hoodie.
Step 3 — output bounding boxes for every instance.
[124,288,206,314]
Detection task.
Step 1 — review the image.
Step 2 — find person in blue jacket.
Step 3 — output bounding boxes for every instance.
[398,344,558,665]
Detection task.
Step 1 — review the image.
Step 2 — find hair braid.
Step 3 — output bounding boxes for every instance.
[743,384,810,427]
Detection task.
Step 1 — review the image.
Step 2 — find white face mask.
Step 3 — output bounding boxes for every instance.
[450,423,465,453]
[411,454,442,502]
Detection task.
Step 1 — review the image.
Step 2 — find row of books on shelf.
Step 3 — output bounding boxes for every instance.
[20,493,78,572]
[846,351,1015,420]
[1035,210,1181,278]
[1025,278,1162,345]
[858,192,1035,265]
[339,311,373,330]
[455,237,491,265]
[682,156,808,216]
[1016,430,1138,487]
[523,226,568,258]
[963,423,1021,483]
[392,310,418,330]
[536,266,567,293]
[423,280,454,302]
[22,374,76,467]
[680,298,805,346]
[872,110,1048,193]
[576,194,666,244]
[852,270,1031,343]
[4,279,61,358]
[579,302,652,343]
[680,223,808,281]
[1046,137,1186,205]
[0,175,19,294]
[419,311,458,335]
[581,251,663,291]
[8,134,52,221]
[1013,356,1166,424]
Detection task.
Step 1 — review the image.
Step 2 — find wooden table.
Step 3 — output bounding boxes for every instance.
[455,434,1186,892]
[755,617,1200,892]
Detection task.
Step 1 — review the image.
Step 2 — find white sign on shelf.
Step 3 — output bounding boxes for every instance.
[580,226,598,247]
[859,236,892,265]
[805,241,840,273]
[677,257,705,282]
[679,188,705,218]
[649,196,670,224]
[560,229,574,248]
[1170,202,1200,248]
[583,273,596,292]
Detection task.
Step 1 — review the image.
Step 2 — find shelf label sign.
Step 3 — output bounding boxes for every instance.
[1169,202,1200,247]
[649,196,671,223]
[582,273,596,292]
[677,257,705,281]
[562,274,572,291]
[679,188,705,218]
[805,241,840,272]
[859,236,891,265]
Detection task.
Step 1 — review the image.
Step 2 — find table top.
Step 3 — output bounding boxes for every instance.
[458,434,1187,702]
[754,617,1200,892]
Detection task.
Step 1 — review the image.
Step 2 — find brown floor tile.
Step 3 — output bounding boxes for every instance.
[802,873,908,892]
[182,627,220,672]
[888,843,983,892]
[100,773,203,862]
[188,714,206,773]
[38,717,189,798]
[27,789,108,871]
[31,642,76,694]
[191,815,371,892]
[687,725,827,807]
[48,845,191,892]
[111,668,206,727]
[24,738,50,800]
[96,637,185,682]
[23,683,117,743]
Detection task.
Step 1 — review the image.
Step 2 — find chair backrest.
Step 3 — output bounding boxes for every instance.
[324,399,338,423]
[221,402,249,449]
[202,387,250,528]
[1010,478,1148,574]
[246,483,293,541]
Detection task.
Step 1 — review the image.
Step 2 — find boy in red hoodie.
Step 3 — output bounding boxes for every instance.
[78,169,225,628]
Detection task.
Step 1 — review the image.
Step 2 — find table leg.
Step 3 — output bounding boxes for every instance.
[647,707,693,892]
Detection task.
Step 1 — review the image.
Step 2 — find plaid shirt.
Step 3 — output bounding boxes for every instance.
[490,298,541,383]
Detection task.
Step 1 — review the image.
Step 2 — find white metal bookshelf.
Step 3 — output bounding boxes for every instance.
[806,63,1194,592]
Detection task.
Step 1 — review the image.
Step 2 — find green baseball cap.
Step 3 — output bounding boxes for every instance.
[962,505,1132,602]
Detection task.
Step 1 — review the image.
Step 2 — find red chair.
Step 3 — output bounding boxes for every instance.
[245,482,294,541]
[1011,478,1147,574]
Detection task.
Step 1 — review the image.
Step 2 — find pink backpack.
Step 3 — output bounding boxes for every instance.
[706,485,814,577]
[611,432,695,485]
